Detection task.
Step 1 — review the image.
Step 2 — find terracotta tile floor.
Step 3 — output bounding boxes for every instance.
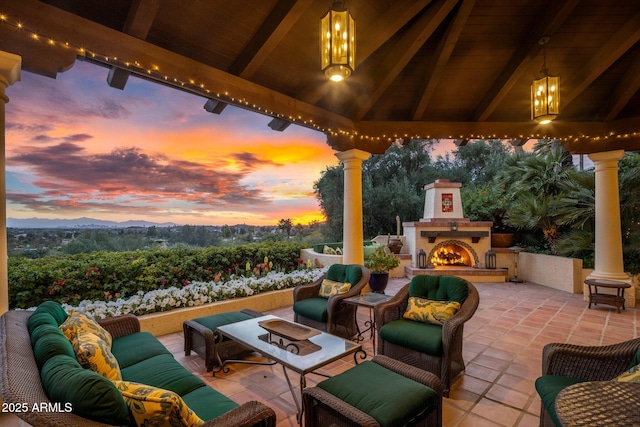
[159,278,640,427]
[0,278,635,427]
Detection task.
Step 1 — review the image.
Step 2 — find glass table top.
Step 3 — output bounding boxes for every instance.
[216,315,362,374]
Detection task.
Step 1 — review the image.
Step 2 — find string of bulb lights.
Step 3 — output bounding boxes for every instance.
[1,12,639,147]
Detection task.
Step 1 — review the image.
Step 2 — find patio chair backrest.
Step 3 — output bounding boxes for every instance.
[409,275,469,304]
[326,264,363,286]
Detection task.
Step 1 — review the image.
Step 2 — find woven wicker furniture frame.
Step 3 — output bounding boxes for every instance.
[374,278,480,397]
[183,308,263,372]
[302,354,443,427]
[0,310,276,427]
[538,338,640,427]
[293,264,371,339]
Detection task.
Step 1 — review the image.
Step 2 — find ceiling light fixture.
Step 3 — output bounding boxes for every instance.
[531,36,559,124]
[320,0,355,82]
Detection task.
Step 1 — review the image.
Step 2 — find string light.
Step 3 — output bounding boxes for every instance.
[1,13,639,146]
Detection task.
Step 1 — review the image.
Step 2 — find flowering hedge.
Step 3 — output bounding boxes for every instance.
[60,267,327,319]
[8,242,310,309]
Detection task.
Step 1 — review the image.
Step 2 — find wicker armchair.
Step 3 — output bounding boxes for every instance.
[293,264,370,339]
[375,275,479,397]
[536,338,640,427]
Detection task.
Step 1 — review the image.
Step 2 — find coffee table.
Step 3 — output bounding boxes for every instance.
[215,315,364,422]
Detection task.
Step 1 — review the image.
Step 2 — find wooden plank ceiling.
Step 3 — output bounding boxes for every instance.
[0,0,639,154]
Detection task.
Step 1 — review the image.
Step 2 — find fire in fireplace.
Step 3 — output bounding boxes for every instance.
[428,240,475,267]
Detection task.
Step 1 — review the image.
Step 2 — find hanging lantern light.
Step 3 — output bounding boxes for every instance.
[531,36,559,124]
[320,0,355,82]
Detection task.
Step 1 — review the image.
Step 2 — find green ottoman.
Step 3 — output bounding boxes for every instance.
[183,309,262,373]
[303,355,442,427]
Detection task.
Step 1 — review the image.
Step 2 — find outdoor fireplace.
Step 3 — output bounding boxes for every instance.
[402,179,493,274]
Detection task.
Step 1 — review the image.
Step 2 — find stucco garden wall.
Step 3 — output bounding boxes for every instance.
[518,252,583,294]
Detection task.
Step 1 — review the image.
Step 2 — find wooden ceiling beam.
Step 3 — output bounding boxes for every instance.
[107,0,160,90]
[599,52,640,122]
[0,0,353,135]
[351,0,460,122]
[473,0,579,121]
[412,0,475,120]
[215,0,312,117]
[563,10,640,109]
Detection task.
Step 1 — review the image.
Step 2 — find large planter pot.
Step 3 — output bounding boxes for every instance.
[491,233,514,248]
[369,273,390,294]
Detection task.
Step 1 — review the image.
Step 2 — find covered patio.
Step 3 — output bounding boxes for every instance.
[3,278,635,426]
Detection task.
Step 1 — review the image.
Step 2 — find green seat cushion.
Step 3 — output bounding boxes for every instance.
[31,324,76,370]
[410,275,468,303]
[318,360,439,427]
[111,331,172,369]
[40,354,130,425]
[181,384,239,421]
[293,297,328,322]
[192,311,254,331]
[327,264,363,286]
[535,375,588,427]
[379,319,443,355]
[120,353,205,396]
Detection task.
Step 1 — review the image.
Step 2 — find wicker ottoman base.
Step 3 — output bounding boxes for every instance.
[183,308,262,373]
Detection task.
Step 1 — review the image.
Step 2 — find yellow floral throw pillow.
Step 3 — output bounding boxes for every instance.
[615,364,640,382]
[318,279,352,298]
[113,381,204,427]
[60,310,113,347]
[73,329,122,381]
[403,297,461,325]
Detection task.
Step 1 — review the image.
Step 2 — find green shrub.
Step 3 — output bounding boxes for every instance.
[8,242,308,309]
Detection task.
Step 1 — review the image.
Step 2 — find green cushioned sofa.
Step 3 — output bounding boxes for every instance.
[0,302,276,427]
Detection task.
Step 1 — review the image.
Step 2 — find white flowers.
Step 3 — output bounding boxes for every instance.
[61,267,327,319]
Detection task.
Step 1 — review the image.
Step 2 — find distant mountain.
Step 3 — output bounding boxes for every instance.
[7,217,179,229]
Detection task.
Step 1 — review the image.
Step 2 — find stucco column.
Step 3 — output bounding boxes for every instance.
[587,150,629,281]
[0,52,21,315]
[336,149,370,265]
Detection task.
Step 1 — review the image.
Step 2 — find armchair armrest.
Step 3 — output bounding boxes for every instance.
[371,355,443,395]
[98,314,140,339]
[542,338,640,381]
[374,284,409,327]
[202,401,276,427]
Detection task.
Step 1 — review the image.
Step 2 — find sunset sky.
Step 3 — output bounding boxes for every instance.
[5,61,347,226]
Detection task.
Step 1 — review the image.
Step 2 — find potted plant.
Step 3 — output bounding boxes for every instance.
[365,246,401,293]
[491,207,515,248]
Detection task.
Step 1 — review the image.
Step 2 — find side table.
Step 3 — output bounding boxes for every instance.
[585,279,631,313]
[343,292,392,354]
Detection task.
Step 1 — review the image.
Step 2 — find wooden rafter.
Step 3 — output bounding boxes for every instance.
[351,0,459,121]
[472,0,579,122]
[108,0,160,89]
[563,10,640,109]
[599,52,640,122]
[412,0,475,120]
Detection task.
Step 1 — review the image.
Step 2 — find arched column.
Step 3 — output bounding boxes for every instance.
[0,51,21,315]
[587,150,629,281]
[336,149,370,265]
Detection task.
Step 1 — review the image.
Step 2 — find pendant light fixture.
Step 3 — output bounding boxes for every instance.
[531,36,560,124]
[320,0,355,82]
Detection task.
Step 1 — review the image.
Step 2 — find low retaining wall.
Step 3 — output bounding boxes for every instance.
[138,288,294,336]
[518,252,583,293]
